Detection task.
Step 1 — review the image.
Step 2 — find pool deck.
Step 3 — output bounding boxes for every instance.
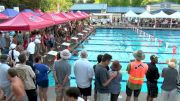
[46,87,180,101]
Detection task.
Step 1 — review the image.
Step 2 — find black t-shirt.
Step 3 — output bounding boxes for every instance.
[146,63,160,83]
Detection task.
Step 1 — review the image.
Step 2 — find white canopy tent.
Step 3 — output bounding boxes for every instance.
[169,12,180,18]
[139,11,155,18]
[124,10,139,18]
[153,11,170,18]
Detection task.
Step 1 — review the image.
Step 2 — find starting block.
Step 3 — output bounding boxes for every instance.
[61,42,71,50]
[71,37,78,43]
[82,30,88,33]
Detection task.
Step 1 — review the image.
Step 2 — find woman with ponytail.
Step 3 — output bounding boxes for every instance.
[8,43,20,64]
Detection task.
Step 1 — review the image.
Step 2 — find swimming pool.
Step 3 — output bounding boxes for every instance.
[49,28,180,92]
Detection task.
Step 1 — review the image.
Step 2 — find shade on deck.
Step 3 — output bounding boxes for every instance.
[0,13,9,19]
[59,12,76,21]
[139,11,155,18]
[41,13,69,24]
[153,11,170,18]
[0,12,54,31]
[1,8,19,17]
[125,10,138,18]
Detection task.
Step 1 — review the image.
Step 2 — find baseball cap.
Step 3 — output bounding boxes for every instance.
[150,55,158,60]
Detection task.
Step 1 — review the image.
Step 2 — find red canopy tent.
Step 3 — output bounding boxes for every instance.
[0,12,54,31]
[34,9,44,16]
[59,12,76,21]
[82,12,90,17]
[75,11,87,19]
[41,12,69,24]
[0,13,9,19]
[67,12,83,20]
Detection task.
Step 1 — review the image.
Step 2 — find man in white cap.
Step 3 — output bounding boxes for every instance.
[26,39,41,63]
[74,50,94,101]
[126,50,148,101]
[53,49,71,101]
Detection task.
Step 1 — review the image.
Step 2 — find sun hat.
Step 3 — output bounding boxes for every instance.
[34,39,41,43]
[111,60,122,71]
[166,58,177,68]
[60,49,71,59]
[10,43,17,50]
[133,50,145,60]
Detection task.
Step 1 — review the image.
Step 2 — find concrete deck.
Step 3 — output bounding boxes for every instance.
[47,87,180,101]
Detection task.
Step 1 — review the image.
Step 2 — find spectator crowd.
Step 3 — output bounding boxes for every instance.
[0,49,179,101]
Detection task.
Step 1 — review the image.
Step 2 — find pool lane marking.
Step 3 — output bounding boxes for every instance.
[88,39,180,43]
[83,44,178,47]
[76,49,180,55]
[92,36,180,39]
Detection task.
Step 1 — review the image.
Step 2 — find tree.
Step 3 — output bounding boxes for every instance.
[86,0,95,3]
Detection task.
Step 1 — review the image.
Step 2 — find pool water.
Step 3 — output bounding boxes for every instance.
[49,28,180,92]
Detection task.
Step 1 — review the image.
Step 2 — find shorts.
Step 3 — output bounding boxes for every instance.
[37,80,49,88]
[147,81,158,98]
[78,85,92,96]
[126,85,141,97]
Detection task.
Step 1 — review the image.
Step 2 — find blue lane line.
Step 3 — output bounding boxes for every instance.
[88,39,180,43]
[70,77,163,84]
[83,43,177,47]
[76,49,180,55]
[69,58,167,64]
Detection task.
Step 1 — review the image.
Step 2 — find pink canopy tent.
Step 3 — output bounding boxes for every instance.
[82,12,89,17]
[75,11,87,19]
[0,13,9,19]
[0,12,54,31]
[41,12,69,24]
[59,12,76,21]
[34,9,44,16]
[67,12,83,20]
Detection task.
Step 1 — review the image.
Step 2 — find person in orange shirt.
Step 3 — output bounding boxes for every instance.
[126,50,148,101]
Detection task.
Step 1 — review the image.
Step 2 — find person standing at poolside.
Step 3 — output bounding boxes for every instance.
[93,54,103,101]
[8,43,20,64]
[146,55,160,101]
[26,39,41,63]
[34,55,49,101]
[0,54,11,101]
[53,49,71,101]
[161,58,178,101]
[95,53,117,101]
[7,68,28,101]
[15,54,37,101]
[126,50,148,101]
[74,50,94,101]
[110,60,122,101]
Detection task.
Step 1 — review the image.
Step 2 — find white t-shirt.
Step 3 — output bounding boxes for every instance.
[77,97,84,101]
[8,50,20,62]
[27,42,35,54]
[74,58,94,88]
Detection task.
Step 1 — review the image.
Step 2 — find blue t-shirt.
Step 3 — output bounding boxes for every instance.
[34,64,49,82]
